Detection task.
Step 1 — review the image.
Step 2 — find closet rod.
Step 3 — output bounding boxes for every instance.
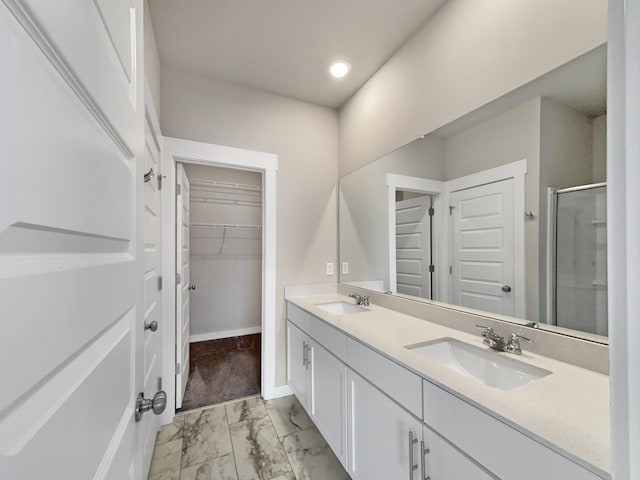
[191,223,262,229]
[190,178,262,192]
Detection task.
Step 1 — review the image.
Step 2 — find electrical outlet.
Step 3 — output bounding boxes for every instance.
[342,262,349,275]
[326,262,334,275]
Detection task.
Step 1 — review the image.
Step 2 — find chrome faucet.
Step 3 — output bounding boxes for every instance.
[349,292,370,306]
[475,325,531,355]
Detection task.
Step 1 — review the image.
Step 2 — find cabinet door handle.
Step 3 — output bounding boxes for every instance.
[421,440,430,480]
[409,431,419,479]
[302,341,307,367]
[305,343,312,368]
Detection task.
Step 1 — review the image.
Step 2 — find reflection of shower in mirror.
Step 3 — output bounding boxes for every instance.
[547,183,607,336]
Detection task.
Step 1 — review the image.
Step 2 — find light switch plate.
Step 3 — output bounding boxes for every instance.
[341,262,349,275]
[326,262,334,275]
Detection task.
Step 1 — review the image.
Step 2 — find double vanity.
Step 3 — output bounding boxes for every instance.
[286,291,610,480]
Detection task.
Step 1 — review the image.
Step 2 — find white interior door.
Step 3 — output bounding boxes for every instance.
[396,195,432,298]
[450,179,515,316]
[141,105,163,469]
[175,164,191,408]
[0,1,145,479]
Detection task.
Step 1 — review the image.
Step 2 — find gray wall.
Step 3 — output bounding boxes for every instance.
[592,115,607,183]
[338,0,607,176]
[144,0,161,116]
[161,66,338,386]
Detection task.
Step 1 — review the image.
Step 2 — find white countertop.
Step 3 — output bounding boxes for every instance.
[287,293,610,478]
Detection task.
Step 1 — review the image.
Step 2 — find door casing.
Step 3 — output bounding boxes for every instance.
[160,137,279,425]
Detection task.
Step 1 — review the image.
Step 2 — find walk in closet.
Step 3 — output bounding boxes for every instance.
[178,163,263,410]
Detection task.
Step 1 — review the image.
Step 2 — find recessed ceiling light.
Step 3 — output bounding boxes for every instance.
[329,61,351,79]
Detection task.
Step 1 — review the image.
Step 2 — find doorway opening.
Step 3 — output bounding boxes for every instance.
[176,162,264,411]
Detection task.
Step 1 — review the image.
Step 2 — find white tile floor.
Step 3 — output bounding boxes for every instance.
[148,395,350,480]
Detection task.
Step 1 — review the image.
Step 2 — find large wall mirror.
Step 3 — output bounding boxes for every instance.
[339,44,607,344]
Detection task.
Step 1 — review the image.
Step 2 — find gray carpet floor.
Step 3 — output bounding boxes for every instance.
[179,334,261,411]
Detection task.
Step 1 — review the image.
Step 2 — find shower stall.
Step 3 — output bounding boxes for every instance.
[547,183,607,336]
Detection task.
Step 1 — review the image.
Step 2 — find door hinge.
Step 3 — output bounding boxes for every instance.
[449,205,455,215]
[428,265,435,273]
[176,184,182,195]
[428,207,435,217]
[176,272,181,285]
[175,363,180,375]
[449,265,453,274]
[157,276,163,291]
[158,174,163,190]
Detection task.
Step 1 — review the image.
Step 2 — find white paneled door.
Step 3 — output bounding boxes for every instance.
[0,0,147,479]
[450,179,515,316]
[396,195,432,299]
[141,103,164,470]
[175,164,191,408]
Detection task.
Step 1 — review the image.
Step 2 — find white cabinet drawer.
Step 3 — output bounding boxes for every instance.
[347,338,422,418]
[309,315,347,362]
[287,302,309,332]
[422,380,603,480]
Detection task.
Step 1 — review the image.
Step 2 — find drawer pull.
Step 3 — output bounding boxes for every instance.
[409,431,419,479]
[421,440,430,480]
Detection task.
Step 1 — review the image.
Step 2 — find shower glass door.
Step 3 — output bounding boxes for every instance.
[554,184,607,336]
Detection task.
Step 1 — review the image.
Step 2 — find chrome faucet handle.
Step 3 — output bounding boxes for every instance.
[506,333,532,355]
[475,325,493,335]
[350,292,368,305]
[510,333,532,342]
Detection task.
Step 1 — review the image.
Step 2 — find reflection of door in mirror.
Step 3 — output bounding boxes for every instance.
[450,179,515,316]
[395,192,433,299]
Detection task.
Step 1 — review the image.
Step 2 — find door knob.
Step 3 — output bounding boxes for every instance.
[188,284,196,291]
[135,391,167,422]
[144,321,158,332]
[502,285,512,293]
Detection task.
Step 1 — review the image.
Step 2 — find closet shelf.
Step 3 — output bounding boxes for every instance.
[191,222,262,230]
[190,178,262,192]
[190,196,262,207]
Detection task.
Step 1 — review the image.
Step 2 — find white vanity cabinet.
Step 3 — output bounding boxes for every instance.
[422,380,603,480]
[347,369,423,480]
[309,338,348,465]
[422,425,495,480]
[286,301,605,480]
[286,315,348,466]
[286,321,310,407]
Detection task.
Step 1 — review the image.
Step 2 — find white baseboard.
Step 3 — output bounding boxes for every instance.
[190,326,262,343]
[264,384,293,400]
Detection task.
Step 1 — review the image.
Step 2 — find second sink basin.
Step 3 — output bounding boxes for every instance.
[315,301,369,315]
[405,338,551,390]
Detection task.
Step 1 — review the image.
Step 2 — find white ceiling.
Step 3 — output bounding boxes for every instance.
[148,0,447,108]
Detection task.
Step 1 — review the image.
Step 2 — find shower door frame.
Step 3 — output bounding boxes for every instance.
[545,182,607,327]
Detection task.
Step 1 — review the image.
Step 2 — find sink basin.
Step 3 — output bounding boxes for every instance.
[405,338,551,390]
[315,301,369,315]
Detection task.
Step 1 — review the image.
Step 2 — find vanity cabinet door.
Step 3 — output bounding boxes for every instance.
[309,339,348,466]
[287,321,310,407]
[347,369,423,480]
[423,425,495,480]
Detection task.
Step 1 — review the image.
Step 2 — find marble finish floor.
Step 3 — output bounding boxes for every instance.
[181,334,261,411]
[148,395,350,480]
